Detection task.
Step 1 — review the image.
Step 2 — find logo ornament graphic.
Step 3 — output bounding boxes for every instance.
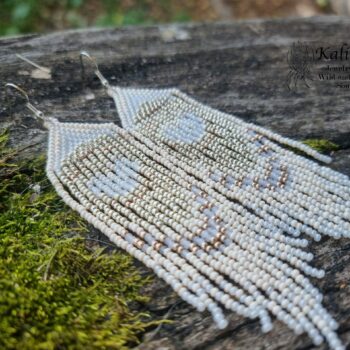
[287,41,314,90]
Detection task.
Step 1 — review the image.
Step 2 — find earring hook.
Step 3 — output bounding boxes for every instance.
[80,51,110,88]
[5,83,45,121]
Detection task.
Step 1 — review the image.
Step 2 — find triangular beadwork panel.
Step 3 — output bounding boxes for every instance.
[46,119,116,175]
[108,86,176,130]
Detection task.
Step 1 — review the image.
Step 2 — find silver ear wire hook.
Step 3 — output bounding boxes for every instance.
[5,83,45,121]
[80,51,110,88]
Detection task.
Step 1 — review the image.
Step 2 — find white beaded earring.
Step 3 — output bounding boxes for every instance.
[80,52,350,350]
[8,48,349,350]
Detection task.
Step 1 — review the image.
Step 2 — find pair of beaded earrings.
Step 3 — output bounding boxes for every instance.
[6,51,349,350]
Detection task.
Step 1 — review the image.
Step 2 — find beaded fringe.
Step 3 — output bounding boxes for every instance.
[46,88,349,350]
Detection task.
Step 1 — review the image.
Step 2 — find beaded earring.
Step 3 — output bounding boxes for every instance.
[8,47,349,350]
[79,52,349,350]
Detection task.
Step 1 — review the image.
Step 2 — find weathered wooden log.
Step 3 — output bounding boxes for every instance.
[0,15,349,349]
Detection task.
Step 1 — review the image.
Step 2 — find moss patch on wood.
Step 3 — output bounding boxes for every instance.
[302,139,340,153]
[283,138,339,156]
[0,130,156,350]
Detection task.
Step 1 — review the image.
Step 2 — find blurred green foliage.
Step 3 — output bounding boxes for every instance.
[315,0,330,7]
[0,0,191,36]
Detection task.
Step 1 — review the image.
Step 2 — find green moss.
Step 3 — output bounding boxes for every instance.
[283,137,339,156]
[302,139,339,153]
[0,130,156,349]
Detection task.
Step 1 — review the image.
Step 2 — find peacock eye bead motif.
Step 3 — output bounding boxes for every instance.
[162,112,206,144]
